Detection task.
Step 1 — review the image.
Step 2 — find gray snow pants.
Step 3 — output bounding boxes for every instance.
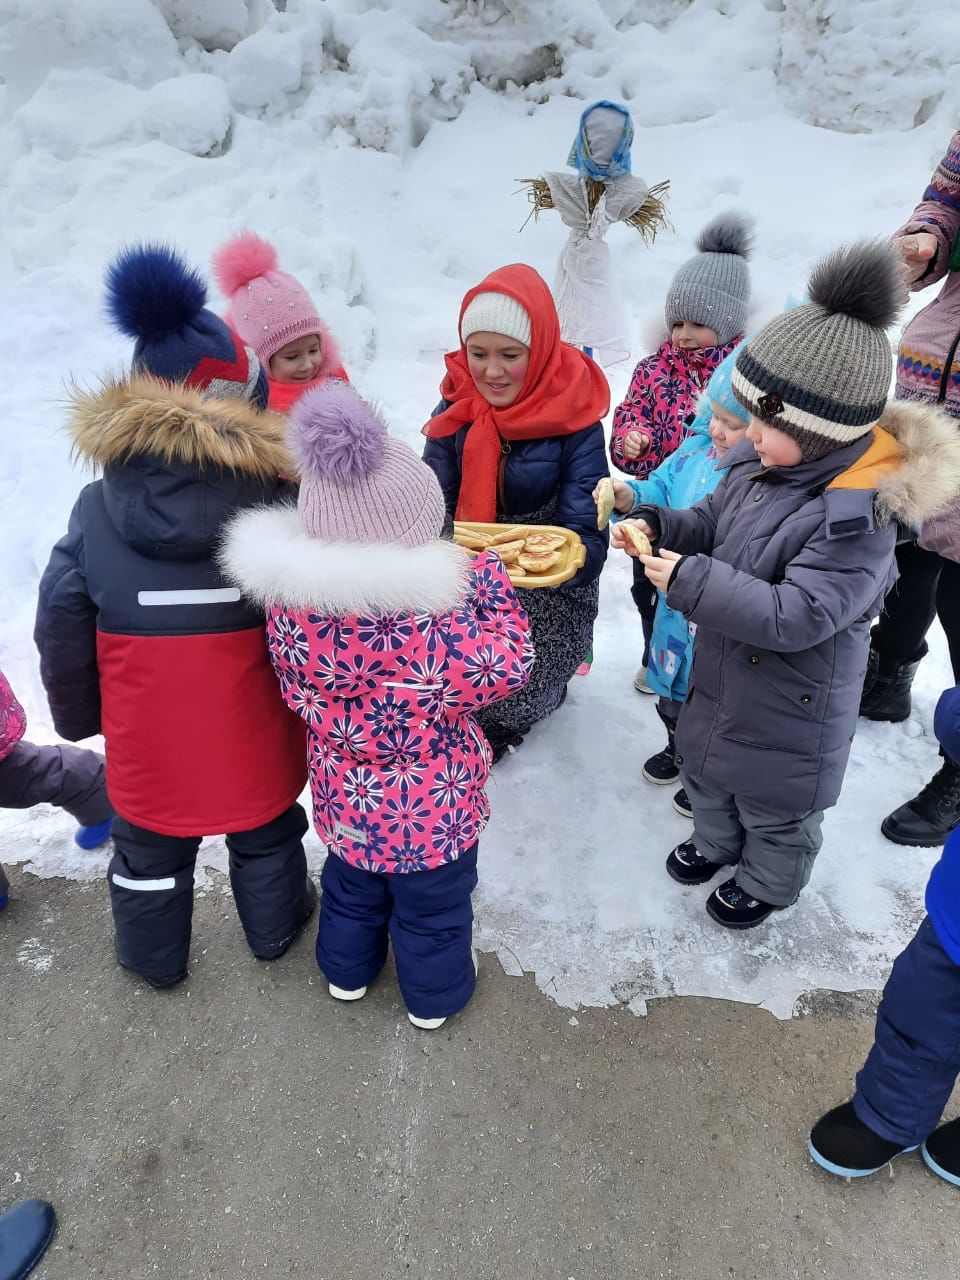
[0,740,112,826]
[680,770,824,907]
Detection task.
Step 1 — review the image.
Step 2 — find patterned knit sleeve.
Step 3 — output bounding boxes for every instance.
[439,553,534,715]
[896,132,960,291]
[610,357,655,476]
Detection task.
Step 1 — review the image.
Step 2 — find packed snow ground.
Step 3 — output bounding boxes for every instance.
[2,0,959,1016]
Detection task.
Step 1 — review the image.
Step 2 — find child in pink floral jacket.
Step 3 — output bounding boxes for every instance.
[610,214,751,689]
[220,381,533,1029]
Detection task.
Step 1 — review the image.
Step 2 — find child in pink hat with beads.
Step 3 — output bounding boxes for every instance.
[219,380,533,1029]
[212,231,349,413]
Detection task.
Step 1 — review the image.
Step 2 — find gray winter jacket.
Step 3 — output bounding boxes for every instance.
[635,400,960,812]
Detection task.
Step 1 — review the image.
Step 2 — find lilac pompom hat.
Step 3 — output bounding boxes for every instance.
[288,381,446,547]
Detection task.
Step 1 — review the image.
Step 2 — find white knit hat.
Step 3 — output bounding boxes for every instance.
[460,291,532,347]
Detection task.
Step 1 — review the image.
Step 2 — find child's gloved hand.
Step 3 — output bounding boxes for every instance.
[622,429,650,460]
[610,518,656,554]
[591,478,635,514]
[640,549,682,591]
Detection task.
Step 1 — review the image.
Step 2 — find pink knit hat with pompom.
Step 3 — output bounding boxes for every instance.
[288,382,446,547]
[212,231,331,365]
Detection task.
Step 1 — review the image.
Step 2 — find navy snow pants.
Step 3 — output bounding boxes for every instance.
[109,802,310,984]
[854,916,960,1146]
[316,844,478,1020]
[631,558,658,668]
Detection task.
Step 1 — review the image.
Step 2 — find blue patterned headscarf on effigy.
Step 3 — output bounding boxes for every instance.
[567,101,634,180]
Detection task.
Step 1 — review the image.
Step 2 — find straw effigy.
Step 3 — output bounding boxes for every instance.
[517,176,671,242]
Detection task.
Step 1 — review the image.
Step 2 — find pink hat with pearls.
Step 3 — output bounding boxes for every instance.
[212,230,325,365]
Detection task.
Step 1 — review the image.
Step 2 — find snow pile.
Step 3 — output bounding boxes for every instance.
[1,0,958,1017]
[779,0,960,133]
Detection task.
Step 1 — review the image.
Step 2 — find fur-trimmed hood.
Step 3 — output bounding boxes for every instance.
[864,399,960,528]
[67,374,295,478]
[219,505,472,616]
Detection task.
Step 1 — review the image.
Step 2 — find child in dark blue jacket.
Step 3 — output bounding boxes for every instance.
[809,681,960,1186]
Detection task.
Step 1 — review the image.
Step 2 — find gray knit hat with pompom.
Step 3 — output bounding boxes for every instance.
[732,240,905,461]
[664,213,753,346]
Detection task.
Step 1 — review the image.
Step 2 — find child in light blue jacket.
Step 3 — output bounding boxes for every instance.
[599,345,750,815]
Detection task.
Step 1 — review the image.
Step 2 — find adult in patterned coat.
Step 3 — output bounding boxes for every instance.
[859,132,960,845]
[421,264,610,760]
[34,245,312,989]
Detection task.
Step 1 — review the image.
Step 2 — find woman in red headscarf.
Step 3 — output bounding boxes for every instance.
[423,264,611,760]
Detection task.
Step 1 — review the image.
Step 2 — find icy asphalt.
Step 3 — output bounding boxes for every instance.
[3,869,955,1280]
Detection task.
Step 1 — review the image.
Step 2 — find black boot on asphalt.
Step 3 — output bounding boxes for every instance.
[254,876,318,961]
[808,1101,913,1178]
[705,877,781,929]
[858,650,922,723]
[665,840,722,885]
[643,737,680,785]
[881,758,960,847]
[922,1115,960,1187]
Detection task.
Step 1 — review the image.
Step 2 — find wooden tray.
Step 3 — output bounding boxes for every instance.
[453,521,586,589]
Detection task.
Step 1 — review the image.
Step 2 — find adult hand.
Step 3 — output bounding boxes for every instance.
[639,548,682,591]
[622,429,650,461]
[610,518,656,555]
[591,478,635,513]
[896,231,938,283]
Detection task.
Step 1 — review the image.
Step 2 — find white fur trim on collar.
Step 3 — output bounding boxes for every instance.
[219,506,472,614]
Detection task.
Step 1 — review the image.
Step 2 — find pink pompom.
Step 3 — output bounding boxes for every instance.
[289,381,387,483]
[212,230,279,298]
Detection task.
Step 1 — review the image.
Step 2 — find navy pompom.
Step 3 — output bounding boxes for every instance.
[105,243,208,340]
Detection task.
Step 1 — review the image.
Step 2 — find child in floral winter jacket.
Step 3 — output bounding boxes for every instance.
[610,214,752,691]
[220,381,534,1029]
[212,231,349,413]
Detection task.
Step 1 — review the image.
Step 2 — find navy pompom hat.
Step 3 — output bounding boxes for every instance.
[105,243,268,409]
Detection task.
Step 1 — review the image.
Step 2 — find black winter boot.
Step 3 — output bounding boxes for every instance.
[922,1115,960,1187]
[643,728,680,785]
[858,650,923,723]
[881,758,960,847]
[808,1101,913,1179]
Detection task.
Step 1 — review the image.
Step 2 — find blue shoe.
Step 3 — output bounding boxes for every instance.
[0,1198,57,1279]
[0,896,8,912]
[74,817,114,850]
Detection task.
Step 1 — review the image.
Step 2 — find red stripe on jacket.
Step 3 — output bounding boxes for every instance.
[97,628,307,836]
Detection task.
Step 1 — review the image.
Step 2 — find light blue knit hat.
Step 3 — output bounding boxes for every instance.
[704,344,752,424]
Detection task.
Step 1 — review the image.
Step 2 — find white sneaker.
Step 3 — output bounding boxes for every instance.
[634,665,655,694]
[329,982,367,1001]
[406,948,478,1030]
[407,1012,447,1030]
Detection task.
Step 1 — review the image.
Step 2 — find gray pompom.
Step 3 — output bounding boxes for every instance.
[696,212,754,260]
[808,240,905,328]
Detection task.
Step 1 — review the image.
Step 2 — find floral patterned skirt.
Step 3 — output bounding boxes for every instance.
[475,498,599,746]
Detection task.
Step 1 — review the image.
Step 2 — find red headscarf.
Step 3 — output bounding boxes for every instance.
[422,264,610,522]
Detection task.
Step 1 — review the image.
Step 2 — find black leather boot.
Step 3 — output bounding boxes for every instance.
[859,651,923,723]
[881,758,960,847]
